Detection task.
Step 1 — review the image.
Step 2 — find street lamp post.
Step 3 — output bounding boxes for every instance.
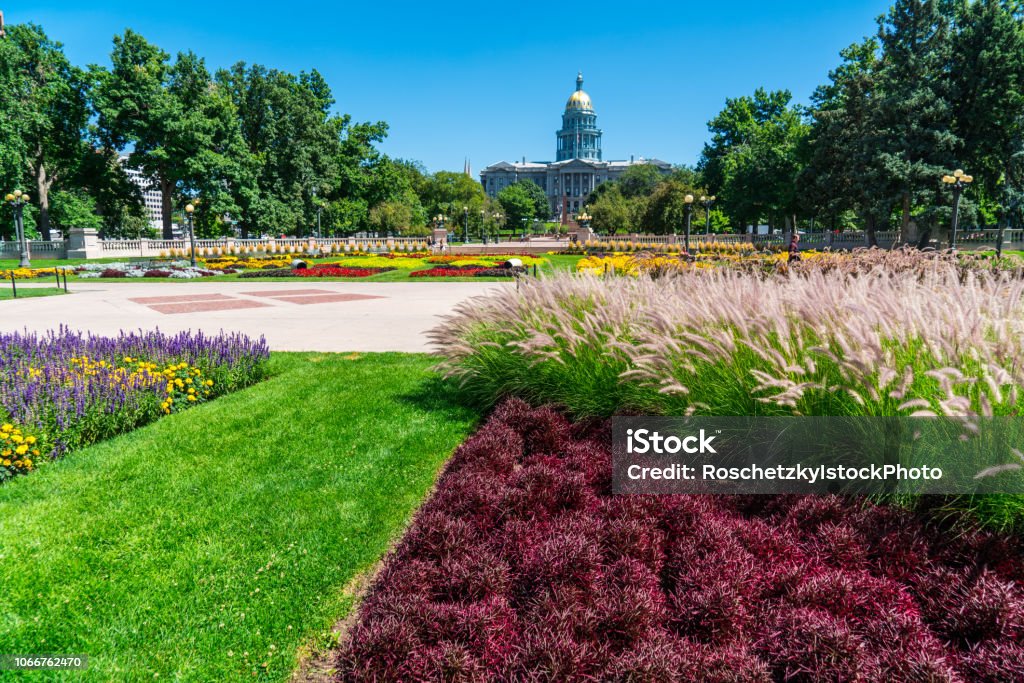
[942,169,973,250]
[185,201,197,267]
[479,209,486,244]
[491,212,502,244]
[463,206,469,243]
[700,195,716,235]
[683,194,695,253]
[4,190,31,268]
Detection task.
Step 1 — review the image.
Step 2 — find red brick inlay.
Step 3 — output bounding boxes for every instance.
[129,293,233,305]
[240,289,336,298]
[271,293,385,306]
[147,299,272,315]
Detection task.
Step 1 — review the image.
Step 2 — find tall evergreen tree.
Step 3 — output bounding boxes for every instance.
[951,0,1024,224]
[875,0,960,240]
[800,39,897,242]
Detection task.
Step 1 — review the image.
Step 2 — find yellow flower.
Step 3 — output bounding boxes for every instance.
[25,436,36,444]
[187,395,197,402]
[205,380,214,387]
[1,424,11,432]
[15,445,28,455]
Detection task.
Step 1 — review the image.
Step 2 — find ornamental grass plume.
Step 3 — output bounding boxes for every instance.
[431,260,1024,419]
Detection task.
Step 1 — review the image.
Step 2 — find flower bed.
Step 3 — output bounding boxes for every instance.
[235,266,393,278]
[75,262,225,279]
[295,266,393,277]
[237,268,292,279]
[425,254,545,267]
[411,266,490,277]
[337,400,1024,681]
[0,329,269,481]
[576,247,1024,278]
[0,266,74,280]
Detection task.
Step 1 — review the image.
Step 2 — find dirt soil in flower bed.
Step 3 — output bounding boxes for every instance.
[335,399,1024,681]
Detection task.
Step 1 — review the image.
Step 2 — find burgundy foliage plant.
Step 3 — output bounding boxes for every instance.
[336,400,1024,681]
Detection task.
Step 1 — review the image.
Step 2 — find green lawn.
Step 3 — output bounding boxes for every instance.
[0,286,67,300]
[0,352,478,681]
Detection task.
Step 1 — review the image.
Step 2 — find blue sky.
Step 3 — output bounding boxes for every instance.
[13,1,891,173]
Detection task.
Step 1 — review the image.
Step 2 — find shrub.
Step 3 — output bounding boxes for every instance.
[99,268,128,278]
[335,402,1024,680]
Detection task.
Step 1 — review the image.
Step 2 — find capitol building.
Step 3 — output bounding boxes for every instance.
[479,73,671,221]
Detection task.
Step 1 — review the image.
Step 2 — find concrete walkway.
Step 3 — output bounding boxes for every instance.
[3,281,510,352]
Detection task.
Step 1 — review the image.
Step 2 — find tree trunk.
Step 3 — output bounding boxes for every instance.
[160,174,174,240]
[899,192,912,244]
[865,214,878,248]
[33,156,54,241]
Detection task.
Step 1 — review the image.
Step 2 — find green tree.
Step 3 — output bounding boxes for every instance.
[800,38,896,242]
[48,189,102,232]
[618,163,665,198]
[1,23,89,239]
[93,32,242,239]
[520,179,550,219]
[497,181,545,230]
[951,0,1024,226]
[641,180,709,235]
[700,89,808,232]
[368,200,420,235]
[875,0,960,239]
[588,184,632,234]
[421,170,487,220]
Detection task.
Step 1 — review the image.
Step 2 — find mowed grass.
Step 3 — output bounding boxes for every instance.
[0,352,478,681]
[0,286,67,300]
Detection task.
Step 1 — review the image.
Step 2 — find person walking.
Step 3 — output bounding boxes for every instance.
[788,232,801,263]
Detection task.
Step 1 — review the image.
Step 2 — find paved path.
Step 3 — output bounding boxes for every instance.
[4,281,510,352]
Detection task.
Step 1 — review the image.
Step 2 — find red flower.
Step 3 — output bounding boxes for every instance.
[293,266,392,277]
[410,267,489,277]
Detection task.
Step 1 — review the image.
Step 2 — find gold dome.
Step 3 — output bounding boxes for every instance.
[565,71,593,111]
[566,89,593,111]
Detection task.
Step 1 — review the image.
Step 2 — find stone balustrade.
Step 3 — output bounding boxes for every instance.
[2,227,1022,261]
